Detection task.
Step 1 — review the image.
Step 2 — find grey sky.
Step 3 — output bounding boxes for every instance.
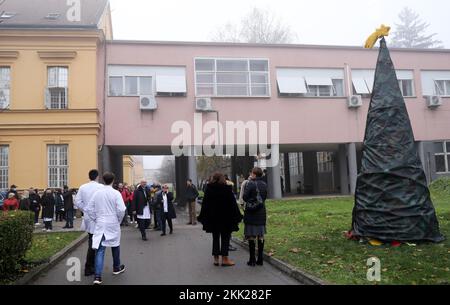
[109,0,449,47]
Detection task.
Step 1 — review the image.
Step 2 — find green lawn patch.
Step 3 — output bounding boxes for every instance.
[0,231,83,284]
[25,232,83,264]
[236,187,450,285]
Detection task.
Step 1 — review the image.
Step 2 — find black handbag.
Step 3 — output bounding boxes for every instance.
[245,181,264,211]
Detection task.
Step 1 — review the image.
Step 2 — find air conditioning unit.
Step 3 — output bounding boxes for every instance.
[195,97,213,112]
[139,95,157,111]
[426,95,442,108]
[348,95,363,108]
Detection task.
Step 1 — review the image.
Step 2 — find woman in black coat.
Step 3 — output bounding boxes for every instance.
[242,167,268,267]
[198,172,242,267]
[41,189,55,231]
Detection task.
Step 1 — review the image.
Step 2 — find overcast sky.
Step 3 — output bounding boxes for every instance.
[109,0,449,47]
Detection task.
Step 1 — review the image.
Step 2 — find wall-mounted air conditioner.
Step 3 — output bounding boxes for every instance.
[195,97,213,112]
[139,95,157,111]
[348,95,362,108]
[426,95,442,108]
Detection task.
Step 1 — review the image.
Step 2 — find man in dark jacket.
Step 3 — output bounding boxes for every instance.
[29,188,41,225]
[155,185,176,236]
[54,188,65,222]
[63,185,75,229]
[133,180,151,240]
[185,179,199,225]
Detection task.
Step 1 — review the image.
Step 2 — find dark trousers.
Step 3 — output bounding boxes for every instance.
[65,209,74,227]
[161,212,173,234]
[154,210,162,230]
[137,218,150,237]
[55,210,64,222]
[34,210,40,224]
[127,205,135,222]
[85,233,96,273]
[212,231,231,257]
[44,221,53,230]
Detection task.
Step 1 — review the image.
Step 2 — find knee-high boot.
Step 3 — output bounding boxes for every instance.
[256,239,264,266]
[247,240,256,266]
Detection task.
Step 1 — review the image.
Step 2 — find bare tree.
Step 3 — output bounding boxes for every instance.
[210,7,298,44]
[197,156,231,181]
[390,7,443,49]
[157,156,175,184]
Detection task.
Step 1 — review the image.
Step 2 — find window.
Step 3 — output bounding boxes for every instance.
[48,145,68,188]
[109,76,153,96]
[109,77,123,96]
[155,75,186,96]
[317,152,333,173]
[398,79,414,97]
[277,68,344,97]
[46,67,68,109]
[289,153,299,176]
[435,141,450,173]
[0,67,10,108]
[0,145,8,191]
[195,58,270,97]
[435,80,450,96]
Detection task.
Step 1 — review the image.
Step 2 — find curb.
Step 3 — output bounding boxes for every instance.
[231,237,329,285]
[14,232,88,285]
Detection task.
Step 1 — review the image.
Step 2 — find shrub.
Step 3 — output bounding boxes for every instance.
[430,177,450,197]
[0,211,34,279]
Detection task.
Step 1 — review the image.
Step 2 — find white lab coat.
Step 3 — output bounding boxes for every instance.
[75,181,104,234]
[84,185,126,249]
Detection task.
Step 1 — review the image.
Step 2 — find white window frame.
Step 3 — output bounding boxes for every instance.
[0,66,11,109]
[46,66,68,109]
[434,79,450,97]
[398,79,415,97]
[109,76,153,96]
[194,57,271,98]
[0,145,9,191]
[435,141,450,174]
[48,145,68,188]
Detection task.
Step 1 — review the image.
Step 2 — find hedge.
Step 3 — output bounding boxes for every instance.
[0,211,34,279]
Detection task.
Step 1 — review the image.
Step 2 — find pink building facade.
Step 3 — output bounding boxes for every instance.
[101,41,450,198]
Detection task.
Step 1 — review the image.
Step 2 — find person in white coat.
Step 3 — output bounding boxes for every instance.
[74,169,104,276]
[84,171,126,285]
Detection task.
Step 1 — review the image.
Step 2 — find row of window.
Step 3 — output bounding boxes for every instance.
[1,59,450,110]
[0,66,68,109]
[107,59,450,99]
[0,145,68,190]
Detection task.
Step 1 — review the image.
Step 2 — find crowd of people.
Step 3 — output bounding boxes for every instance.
[2,166,269,285]
[2,184,77,231]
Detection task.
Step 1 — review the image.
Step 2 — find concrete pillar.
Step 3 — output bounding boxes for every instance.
[175,156,189,207]
[283,153,291,193]
[100,146,111,175]
[188,146,198,187]
[338,144,350,195]
[110,151,123,183]
[347,143,358,195]
[266,144,282,199]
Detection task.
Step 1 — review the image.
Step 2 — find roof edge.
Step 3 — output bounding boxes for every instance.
[107,39,450,53]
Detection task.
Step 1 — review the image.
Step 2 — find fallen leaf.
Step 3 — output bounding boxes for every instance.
[289,248,300,253]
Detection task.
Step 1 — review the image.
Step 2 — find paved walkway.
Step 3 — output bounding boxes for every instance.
[32,212,299,285]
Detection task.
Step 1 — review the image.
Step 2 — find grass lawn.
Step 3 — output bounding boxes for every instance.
[24,232,84,264]
[235,185,450,285]
[1,231,83,284]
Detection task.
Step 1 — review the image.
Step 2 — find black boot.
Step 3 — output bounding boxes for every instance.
[256,239,264,266]
[247,240,256,267]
